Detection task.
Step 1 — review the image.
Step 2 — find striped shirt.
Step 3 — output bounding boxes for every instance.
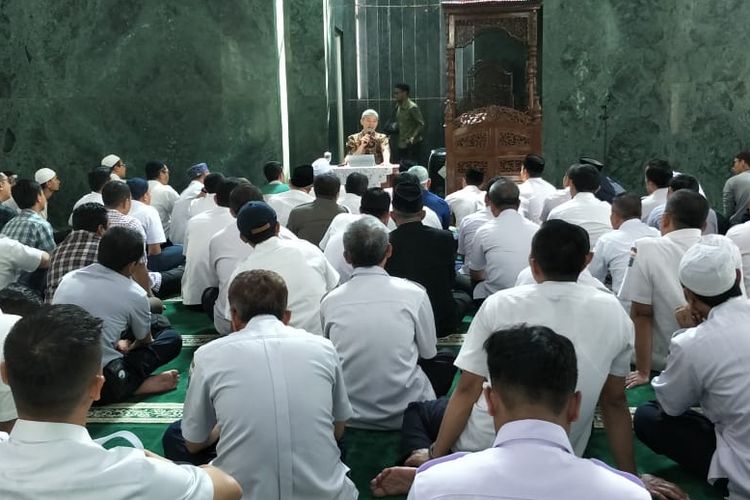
[45,230,101,302]
[0,209,55,252]
[106,210,162,291]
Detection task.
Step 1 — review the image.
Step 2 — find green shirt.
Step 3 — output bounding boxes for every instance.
[261,181,290,196]
[396,99,425,149]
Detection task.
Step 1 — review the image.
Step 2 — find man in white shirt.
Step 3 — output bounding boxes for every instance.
[455,177,499,294]
[68,168,109,226]
[518,154,556,224]
[634,239,750,499]
[0,303,241,500]
[188,173,225,220]
[163,270,357,500]
[540,167,573,223]
[267,164,315,226]
[0,308,20,432]
[101,153,128,180]
[397,325,650,500]
[619,191,732,388]
[548,163,612,248]
[445,168,484,225]
[727,216,750,292]
[0,236,49,290]
[647,174,719,235]
[181,178,239,308]
[222,201,338,336]
[469,178,538,300]
[145,160,180,235]
[321,217,438,430]
[170,163,210,245]
[589,193,659,310]
[35,168,60,221]
[339,172,367,214]
[640,159,673,222]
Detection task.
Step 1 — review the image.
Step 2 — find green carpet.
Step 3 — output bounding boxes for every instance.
[87,304,723,499]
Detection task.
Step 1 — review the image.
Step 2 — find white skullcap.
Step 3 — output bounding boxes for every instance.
[101,154,121,169]
[407,165,430,184]
[679,236,739,297]
[361,109,379,120]
[34,168,56,185]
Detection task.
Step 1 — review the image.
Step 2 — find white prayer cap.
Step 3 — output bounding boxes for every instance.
[361,109,379,120]
[101,154,121,168]
[407,165,430,185]
[679,236,738,297]
[34,168,56,184]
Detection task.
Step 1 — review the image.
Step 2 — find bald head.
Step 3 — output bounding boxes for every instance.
[488,177,520,214]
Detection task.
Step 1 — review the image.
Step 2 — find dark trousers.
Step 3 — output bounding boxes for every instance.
[398,142,422,165]
[98,328,182,404]
[153,266,184,299]
[201,287,219,321]
[419,351,457,397]
[400,397,449,459]
[454,273,475,296]
[148,245,185,272]
[163,419,218,465]
[435,291,472,338]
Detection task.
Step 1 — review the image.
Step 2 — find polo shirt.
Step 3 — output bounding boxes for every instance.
[469,209,539,299]
[723,171,750,225]
[1,209,55,252]
[445,185,484,225]
[266,189,314,226]
[52,263,151,366]
[223,237,339,336]
[409,419,649,500]
[68,192,104,226]
[182,315,357,500]
[423,189,451,229]
[321,266,437,429]
[515,266,611,294]
[454,282,633,456]
[287,198,349,246]
[188,194,215,220]
[519,176,557,224]
[641,187,668,222]
[540,187,571,222]
[0,310,20,423]
[0,420,213,499]
[547,192,612,249]
[727,221,750,291]
[338,192,361,215]
[0,236,44,289]
[646,203,719,235]
[147,180,180,235]
[457,207,493,275]
[129,200,166,245]
[260,181,290,196]
[169,181,204,244]
[653,298,750,498]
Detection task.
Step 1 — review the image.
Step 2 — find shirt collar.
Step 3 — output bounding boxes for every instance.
[495,208,521,220]
[707,296,745,321]
[254,236,283,251]
[651,188,669,200]
[572,192,597,202]
[10,419,92,444]
[619,218,645,231]
[493,419,574,454]
[664,228,702,241]
[238,314,286,335]
[351,266,389,278]
[19,209,41,218]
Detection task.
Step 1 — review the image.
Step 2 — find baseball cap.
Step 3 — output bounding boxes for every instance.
[679,236,739,297]
[101,154,121,169]
[126,178,149,200]
[187,162,209,179]
[34,168,56,184]
[236,201,278,239]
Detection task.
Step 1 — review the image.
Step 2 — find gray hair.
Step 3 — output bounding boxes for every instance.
[361,109,379,120]
[343,216,389,268]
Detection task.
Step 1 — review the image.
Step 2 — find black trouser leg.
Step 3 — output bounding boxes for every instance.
[162,420,217,465]
[400,397,449,460]
[201,287,219,321]
[419,351,457,397]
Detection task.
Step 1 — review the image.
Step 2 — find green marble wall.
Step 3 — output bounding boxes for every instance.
[0,1,284,227]
[542,0,750,206]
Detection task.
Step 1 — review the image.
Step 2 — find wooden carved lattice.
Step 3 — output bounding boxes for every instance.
[454,105,531,127]
[457,161,489,174]
[454,17,528,47]
[456,132,489,149]
[497,159,524,175]
[497,131,530,147]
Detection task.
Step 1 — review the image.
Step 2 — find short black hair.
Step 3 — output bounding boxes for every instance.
[345,172,369,197]
[88,168,112,192]
[314,173,341,198]
[567,164,601,193]
[98,226,144,271]
[668,173,699,193]
[523,155,545,177]
[215,178,243,208]
[485,325,577,414]
[144,160,166,180]
[229,184,264,214]
[664,189,708,230]
[488,177,520,209]
[483,175,503,192]
[10,179,42,210]
[645,159,673,188]
[393,172,419,186]
[72,203,108,232]
[692,281,743,308]
[531,220,590,281]
[0,284,43,317]
[263,161,283,183]
[204,173,225,194]
[395,83,410,94]
[101,180,131,208]
[611,193,642,220]
[4,304,102,418]
[464,168,485,186]
[360,187,391,219]
[735,151,750,164]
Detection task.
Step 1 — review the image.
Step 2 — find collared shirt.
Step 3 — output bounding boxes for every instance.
[454,282,633,455]
[1,209,55,252]
[182,315,357,500]
[169,181,204,244]
[653,298,750,497]
[209,226,297,334]
[188,194,216,220]
[641,187,668,222]
[457,207,493,275]
[0,419,213,499]
[319,213,363,251]
[619,229,722,370]
[321,214,366,284]
[338,192,361,215]
[45,230,101,302]
[52,263,151,366]
[588,218,659,310]
[515,266,611,294]
[261,180,291,197]
[423,190,451,229]
[1,197,46,220]
[68,192,104,226]
[446,185,484,225]
[129,200,166,245]
[106,210,155,288]
[0,311,21,422]
[470,209,539,299]
[727,221,750,291]
[519,177,557,224]
[723,171,750,225]
[646,203,719,235]
[267,189,315,227]
[0,236,44,290]
[321,266,437,429]
[540,187,571,222]
[287,198,349,246]
[223,237,339,336]
[409,419,649,500]
[346,131,389,165]
[548,192,612,248]
[147,180,180,235]
[181,207,234,306]
[396,99,425,149]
